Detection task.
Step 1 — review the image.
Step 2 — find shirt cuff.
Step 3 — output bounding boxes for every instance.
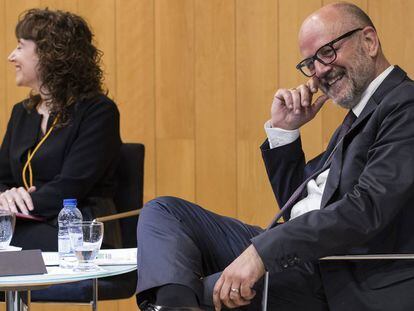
[264,120,300,149]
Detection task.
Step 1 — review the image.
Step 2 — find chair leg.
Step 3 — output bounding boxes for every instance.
[25,290,31,311]
[261,271,269,311]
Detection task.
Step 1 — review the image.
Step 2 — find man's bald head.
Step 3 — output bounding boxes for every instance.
[299,2,375,47]
[330,2,375,30]
[297,2,389,109]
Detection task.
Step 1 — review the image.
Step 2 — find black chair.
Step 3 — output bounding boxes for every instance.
[31,143,145,307]
[260,254,414,311]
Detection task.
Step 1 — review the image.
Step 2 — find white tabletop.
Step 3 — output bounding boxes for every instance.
[0,264,136,290]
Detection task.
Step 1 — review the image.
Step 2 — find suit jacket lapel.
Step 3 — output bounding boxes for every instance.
[320,102,376,208]
[320,66,407,209]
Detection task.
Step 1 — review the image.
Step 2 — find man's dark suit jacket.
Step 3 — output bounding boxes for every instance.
[252,66,414,310]
[0,95,121,249]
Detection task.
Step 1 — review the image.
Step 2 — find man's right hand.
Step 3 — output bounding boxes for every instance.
[270,79,329,130]
[0,186,36,214]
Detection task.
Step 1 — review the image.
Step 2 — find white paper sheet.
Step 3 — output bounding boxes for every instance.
[42,248,137,266]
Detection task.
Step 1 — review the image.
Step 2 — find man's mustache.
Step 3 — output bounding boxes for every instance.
[319,68,346,91]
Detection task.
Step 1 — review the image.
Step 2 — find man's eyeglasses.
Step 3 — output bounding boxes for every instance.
[296,28,363,77]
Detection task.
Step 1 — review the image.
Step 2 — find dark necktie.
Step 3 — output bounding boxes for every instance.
[267,110,357,228]
[336,110,357,144]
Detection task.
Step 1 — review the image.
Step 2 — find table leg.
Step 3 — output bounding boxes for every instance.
[5,290,30,311]
[92,278,98,311]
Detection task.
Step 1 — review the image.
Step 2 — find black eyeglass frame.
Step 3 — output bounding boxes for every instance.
[296,28,363,77]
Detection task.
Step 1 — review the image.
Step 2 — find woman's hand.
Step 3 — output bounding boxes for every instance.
[0,186,36,214]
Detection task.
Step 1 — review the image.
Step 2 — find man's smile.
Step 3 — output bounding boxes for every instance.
[327,74,344,86]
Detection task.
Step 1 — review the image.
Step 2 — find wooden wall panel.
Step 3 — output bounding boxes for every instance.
[39,0,78,11]
[194,0,236,216]
[369,0,414,77]
[278,0,322,160]
[27,297,138,311]
[118,297,139,311]
[155,0,195,201]
[0,1,414,310]
[236,0,278,226]
[5,1,39,115]
[78,0,117,98]
[323,0,367,7]
[1,0,413,276]
[115,0,156,203]
[0,0,6,135]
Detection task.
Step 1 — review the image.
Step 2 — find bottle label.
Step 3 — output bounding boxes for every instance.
[58,237,71,254]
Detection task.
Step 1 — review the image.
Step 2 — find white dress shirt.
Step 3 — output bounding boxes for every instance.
[264,66,394,220]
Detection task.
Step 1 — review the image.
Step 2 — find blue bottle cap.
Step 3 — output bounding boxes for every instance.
[63,198,77,207]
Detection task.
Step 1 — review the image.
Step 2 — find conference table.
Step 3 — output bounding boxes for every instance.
[0,257,136,311]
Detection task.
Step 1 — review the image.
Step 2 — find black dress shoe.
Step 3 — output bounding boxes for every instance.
[139,301,204,311]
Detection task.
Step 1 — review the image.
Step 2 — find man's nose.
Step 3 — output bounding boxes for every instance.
[314,60,332,78]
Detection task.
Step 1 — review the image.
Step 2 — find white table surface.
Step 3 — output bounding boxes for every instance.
[0,264,136,290]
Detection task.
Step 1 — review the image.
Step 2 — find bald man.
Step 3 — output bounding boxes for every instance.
[137,2,414,311]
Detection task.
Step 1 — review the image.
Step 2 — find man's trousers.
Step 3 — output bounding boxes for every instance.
[137,196,328,311]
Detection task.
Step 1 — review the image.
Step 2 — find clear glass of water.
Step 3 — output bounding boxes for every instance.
[68,221,104,272]
[0,210,16,249]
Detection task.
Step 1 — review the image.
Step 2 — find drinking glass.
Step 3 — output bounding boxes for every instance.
[0,210,16,249]
[68,221,104,272]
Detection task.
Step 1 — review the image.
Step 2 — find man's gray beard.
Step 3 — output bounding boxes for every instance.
[324,68,374,109]
[332,47,375,109]
[333,73,372,109]
[333,91,362,109]
[319,83,361,109]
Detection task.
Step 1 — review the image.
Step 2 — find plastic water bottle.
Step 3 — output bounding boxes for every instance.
[58,198,82,268]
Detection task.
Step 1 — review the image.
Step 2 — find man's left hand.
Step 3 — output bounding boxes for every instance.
[213,244,266,310]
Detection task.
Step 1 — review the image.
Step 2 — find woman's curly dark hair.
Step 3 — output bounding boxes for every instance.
[16,8,105,126]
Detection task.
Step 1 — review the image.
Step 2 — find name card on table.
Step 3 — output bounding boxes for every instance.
[42,248,137,266]
[0,249,47,276]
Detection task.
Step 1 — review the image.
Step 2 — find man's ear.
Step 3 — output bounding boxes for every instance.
[362,26,380,57]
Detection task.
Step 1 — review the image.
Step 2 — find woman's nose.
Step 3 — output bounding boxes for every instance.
[7,49,16,62]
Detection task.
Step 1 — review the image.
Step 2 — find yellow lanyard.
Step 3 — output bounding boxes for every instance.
[22,116,59,190]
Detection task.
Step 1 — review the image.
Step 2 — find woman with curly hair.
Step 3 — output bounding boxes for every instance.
[0,8,121,250]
